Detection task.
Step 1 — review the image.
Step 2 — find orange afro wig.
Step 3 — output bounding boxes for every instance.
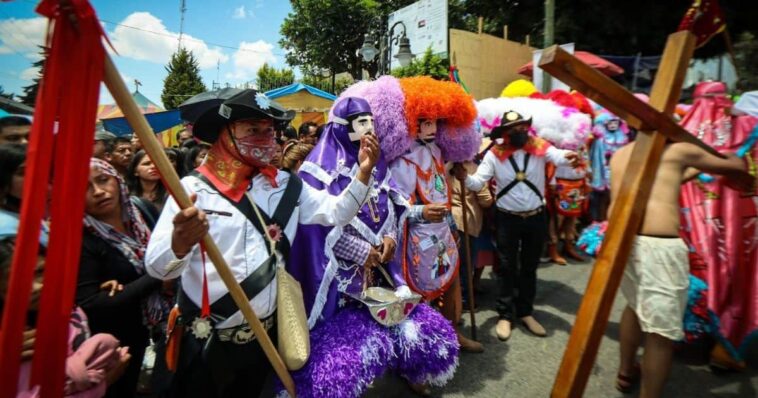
[398,76,477,137]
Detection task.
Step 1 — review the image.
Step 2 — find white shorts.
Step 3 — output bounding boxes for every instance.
[620,236,689,341]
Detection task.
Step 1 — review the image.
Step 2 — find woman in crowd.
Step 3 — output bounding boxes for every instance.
[182,142,210,172]
[281,142,313,172]
[0,144,50,246]
[0,143,26,215]
[76,158,164,398]
[126,150,168,227]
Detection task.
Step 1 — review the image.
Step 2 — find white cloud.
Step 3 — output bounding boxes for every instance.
[0,17,47,59]
[20,66,40,81]
[109,12,228,69]
[255,0,265,9]
[232,5,254,19]
[225,40,277,81]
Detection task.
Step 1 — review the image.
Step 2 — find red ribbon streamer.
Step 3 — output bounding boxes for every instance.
[0,1,105,397]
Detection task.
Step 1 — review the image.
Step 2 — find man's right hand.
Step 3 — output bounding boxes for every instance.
[364,246,382,268]
[171,193,209,258]
[452,163,468,182]
[422,204,448,223]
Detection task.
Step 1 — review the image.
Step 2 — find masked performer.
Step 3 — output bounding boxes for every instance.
[145,89,379,398]
[454,111,579,341]
[284,96,459,398]
[589,112,630,221]
[378,76,483,352]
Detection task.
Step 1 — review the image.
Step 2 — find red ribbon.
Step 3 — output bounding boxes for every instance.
[198,243,211,318]
[0,1,105,397]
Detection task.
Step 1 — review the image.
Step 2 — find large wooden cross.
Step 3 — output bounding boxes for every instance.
[537,31,718,398]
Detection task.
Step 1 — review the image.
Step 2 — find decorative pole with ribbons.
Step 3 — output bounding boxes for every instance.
[0,1,106,397]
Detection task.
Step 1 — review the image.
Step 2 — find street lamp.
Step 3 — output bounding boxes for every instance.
[359,33,380,63]
[358,20,414,76]
[386,21,414,72]
[394,35,414,67]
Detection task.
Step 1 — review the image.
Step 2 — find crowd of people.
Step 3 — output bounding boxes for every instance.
[1,76,756,398]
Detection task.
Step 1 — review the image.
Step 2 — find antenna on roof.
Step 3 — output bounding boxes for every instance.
[178,0,187,49]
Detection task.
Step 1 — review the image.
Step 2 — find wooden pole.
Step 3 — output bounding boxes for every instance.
[544,31,696,398]
[458,178,477,340]
[477,16,483,35]
[503,25,508,41]
[102,54,297,398]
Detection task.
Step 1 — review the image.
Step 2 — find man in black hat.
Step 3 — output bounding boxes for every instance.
[454,110,580,341]
[145,89,380,397]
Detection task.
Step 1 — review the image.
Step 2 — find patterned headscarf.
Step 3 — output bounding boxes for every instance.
[84,158,150,273]
[85,158,174,326]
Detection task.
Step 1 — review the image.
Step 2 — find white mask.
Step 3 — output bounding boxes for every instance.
[349,114,374,142]
[419,119,437,141]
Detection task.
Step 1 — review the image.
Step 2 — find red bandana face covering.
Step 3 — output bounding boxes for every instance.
[197,126,279,202]
[236,132,279,168]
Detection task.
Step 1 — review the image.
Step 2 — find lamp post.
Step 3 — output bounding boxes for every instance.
[358,20,414,77]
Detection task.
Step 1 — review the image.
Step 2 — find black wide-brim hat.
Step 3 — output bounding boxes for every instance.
[189,89,295,143]
[490,110,532,139]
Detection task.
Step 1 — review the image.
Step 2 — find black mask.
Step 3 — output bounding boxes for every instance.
[509,132,529,148]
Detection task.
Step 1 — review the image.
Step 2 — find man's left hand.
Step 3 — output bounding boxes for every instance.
[565,151,581,168]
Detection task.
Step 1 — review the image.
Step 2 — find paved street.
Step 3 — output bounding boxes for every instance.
[366,259,758,397]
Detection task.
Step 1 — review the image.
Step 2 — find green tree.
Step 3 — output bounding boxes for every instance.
[447,0,758,58]
[300,74,353,95]
[280,0,416,80]
[161,47,207,109]
[18,46,47,107]
[0,86,14,100]
[734,32,758,91]
[256,63,295,92]
[391,47,449,79]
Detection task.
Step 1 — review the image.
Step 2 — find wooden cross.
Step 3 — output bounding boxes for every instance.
[537,31,718,398]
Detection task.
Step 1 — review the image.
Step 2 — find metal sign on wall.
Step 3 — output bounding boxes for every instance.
[387,0,448,71]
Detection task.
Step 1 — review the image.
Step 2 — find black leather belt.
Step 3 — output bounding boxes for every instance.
[177,254,277,323]
[497,206,544,218]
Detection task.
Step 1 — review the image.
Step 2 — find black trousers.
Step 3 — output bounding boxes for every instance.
[495,209,547,321]
[169,323,277,398]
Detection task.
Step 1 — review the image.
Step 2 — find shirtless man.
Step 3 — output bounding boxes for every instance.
[610,141,754,397]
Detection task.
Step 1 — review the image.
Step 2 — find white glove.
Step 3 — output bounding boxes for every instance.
[395,285,413,299]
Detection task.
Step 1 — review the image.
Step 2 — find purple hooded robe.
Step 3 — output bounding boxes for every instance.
[289,97,408,328]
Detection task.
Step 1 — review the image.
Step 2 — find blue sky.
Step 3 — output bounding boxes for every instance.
[0,0,293,105]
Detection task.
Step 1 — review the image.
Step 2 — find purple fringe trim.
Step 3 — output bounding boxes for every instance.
[436,122,482,163]
[275,304,459,397]
[391,303,460,385]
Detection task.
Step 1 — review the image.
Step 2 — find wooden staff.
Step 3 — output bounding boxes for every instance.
[102,54,297,397]
[458,174,477,340]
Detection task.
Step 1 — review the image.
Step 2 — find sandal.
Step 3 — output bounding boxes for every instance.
[615,363,641,394]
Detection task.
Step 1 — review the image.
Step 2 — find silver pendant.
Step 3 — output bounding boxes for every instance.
[191,317,213,340]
